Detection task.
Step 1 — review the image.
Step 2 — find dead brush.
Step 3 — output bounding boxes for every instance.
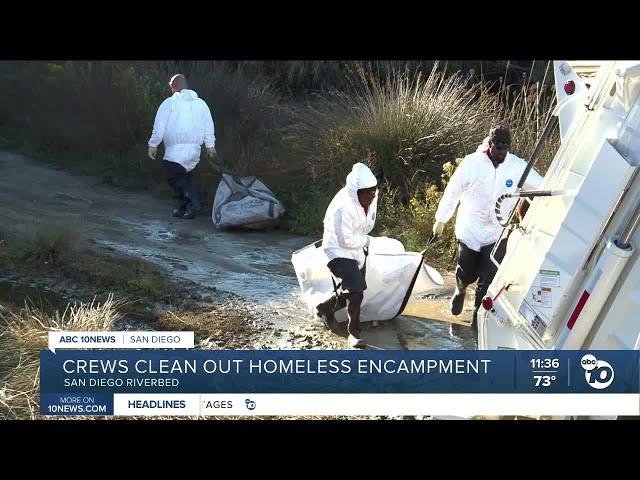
[0,295,123,419]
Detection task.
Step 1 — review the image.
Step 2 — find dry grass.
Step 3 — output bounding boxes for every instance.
[295,63,498,195]
[0,296,266,420]
[287,61,559,242]
[0,295,123,419]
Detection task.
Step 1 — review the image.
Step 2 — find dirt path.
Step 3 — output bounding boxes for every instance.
[0,151,478,349]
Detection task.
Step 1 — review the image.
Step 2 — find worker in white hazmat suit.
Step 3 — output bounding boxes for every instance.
[317,162,378,349]
[433,125,543,335]
[148,73,216,219]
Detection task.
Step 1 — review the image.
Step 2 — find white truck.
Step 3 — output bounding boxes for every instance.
[479,60,640,353]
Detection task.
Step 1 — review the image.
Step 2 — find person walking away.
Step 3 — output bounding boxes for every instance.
[148,73,217,219]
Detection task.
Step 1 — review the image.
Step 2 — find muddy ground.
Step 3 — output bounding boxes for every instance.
[0,151,478,350]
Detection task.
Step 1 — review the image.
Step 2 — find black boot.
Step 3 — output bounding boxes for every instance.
[181,202,198,219]
[316,294,347,333]
[450,281,467,316]
[173,200,188,218]
[182,185,202,213]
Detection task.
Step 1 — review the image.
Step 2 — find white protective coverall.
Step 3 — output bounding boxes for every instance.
[435,143,543,252]
[148,89,215,172]
[322,163,378,269]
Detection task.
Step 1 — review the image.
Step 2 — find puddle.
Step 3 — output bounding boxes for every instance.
[92,237,302,306]
[394,317,478,350]
[154,231,176,241]
[91,217,478,351]
[92,232,480,350]
[139,221,177,242]
[0,153,484,351]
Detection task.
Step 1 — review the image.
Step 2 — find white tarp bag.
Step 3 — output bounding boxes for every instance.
[291,236,444,323]
[212,174,285,230]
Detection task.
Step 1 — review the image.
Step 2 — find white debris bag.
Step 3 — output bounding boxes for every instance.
[291,236,444,323]
[212,174,285,230]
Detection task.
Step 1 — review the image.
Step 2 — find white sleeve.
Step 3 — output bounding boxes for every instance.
[435,160,467,224]
[201,101,216,148]
[334,207,369,249]
[148,99,171,148]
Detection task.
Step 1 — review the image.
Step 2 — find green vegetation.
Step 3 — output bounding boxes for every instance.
[0,60,559,268]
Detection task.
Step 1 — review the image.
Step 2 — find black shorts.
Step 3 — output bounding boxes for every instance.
[327,258,367,294]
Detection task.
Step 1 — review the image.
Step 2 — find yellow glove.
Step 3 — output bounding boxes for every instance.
[207,146,217,158]
[432,221,446,236]
[148,146,157,160]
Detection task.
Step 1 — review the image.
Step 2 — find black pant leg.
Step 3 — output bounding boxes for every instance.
[164,161,201,210]
[456,241,481,291]
[182,166,201,211]
[164,161,187,198]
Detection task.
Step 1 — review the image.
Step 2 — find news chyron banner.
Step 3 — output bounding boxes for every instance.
[40,332,640,417]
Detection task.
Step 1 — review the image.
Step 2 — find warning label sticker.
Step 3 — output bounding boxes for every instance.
[531,286,552,308]
[537,269,560,287]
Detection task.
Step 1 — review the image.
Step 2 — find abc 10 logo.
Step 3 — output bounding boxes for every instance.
[581,354,615,390]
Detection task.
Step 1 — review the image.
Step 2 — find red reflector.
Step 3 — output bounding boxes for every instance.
[567,290,590,329]
[481,296,493,311]
[564,80,576,95]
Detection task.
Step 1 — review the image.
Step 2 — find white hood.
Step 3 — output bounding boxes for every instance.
[346,163,378,191]
[477,137,490,152]
[174,89,199,102]
[345,162,378,205]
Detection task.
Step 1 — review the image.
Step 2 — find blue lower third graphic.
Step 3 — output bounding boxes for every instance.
[38,350,640,416]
